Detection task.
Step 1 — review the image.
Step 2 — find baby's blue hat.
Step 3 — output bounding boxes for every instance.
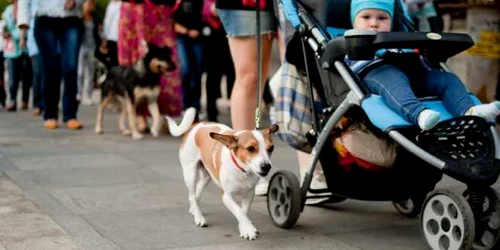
[350,0,395,24]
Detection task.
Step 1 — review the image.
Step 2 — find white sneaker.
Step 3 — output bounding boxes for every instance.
[254,178,268,196]
[305,171,331,205]
[81,99,94,106]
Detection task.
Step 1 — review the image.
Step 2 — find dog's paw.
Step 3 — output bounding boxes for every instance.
[132,132,143,140]
[239,222,259,240]
[94,127,103,135]
[121,129,131,136]
[194,213,207,227]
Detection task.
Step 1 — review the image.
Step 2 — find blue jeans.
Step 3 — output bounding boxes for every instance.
[363,65,475,125]
[7,54,32,105]
[34,16,82,122]
[177,35,203,110]
[31,54,44,110]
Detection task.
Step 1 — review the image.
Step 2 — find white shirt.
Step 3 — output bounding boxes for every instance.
[103,0,121,42]
[17,0,83,28]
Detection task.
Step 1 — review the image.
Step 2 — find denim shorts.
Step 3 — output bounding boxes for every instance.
[217,9,277,37]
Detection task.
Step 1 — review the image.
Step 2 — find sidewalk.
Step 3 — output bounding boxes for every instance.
[0,105,496,250]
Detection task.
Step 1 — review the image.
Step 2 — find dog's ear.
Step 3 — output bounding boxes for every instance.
[261,124,279,135]
[210,132,237,149]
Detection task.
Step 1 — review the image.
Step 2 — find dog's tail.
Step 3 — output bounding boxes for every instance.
[165,107,197,137]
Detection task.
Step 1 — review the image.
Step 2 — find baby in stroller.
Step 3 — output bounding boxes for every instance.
[268,0,500,248]
[348,0,500,131]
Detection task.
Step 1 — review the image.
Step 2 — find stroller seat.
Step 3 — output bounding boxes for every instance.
[362,94,483,132]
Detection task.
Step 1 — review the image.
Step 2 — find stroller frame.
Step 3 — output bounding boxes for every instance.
[267,1,500,249]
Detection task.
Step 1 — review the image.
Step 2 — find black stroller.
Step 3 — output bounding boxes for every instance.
[266,0,500,249]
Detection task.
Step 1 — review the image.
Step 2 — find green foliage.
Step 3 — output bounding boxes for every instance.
[0,0,110,22]
[0,0,9,15]
[95,0,110,22]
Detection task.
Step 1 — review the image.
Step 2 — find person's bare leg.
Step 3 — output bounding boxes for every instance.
[276,29,286,63]
[228,34,274,130]
[297,150,329,205]
[228,34,274,196]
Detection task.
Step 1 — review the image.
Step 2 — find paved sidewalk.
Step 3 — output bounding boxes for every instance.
[0,106,498,250]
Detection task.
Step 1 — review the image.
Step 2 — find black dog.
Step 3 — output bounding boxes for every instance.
[94,43,176,140]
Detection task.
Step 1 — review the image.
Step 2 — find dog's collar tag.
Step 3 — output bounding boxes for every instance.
[230,152,247,173]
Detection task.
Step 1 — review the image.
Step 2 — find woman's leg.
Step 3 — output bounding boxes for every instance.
[21,55,33,109]
[228,34,274,130]
[60,17,83,124]
[204,34,224,121]
[0,52,6,108]
[77,46,85,101]
[7,58,21,110]
[31,54,44,112]
[191,40,204,111]
[83,47,96,104]
[34,17,62,122]
[177,36,192,110]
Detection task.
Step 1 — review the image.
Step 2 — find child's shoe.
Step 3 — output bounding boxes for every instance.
[466,101,500,121]
[417,109,440,131]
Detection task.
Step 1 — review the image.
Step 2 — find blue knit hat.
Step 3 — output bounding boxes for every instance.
[350,0,395,24]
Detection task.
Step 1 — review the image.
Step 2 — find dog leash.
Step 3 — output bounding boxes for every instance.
[254,0,262,130]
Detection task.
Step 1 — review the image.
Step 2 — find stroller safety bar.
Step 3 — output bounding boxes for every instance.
[389,131,446,170]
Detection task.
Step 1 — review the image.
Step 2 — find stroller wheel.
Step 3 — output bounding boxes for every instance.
[421,189,475,250]
[267,170,302,229]
[393,195,425,218]
[463,188,500,250]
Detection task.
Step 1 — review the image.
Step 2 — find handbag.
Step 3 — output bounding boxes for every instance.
[272,62,322,153]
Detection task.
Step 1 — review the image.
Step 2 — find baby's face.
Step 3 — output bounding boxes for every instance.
[353,9,392,32]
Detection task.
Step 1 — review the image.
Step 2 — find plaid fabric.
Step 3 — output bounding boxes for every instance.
[272,62,322,153]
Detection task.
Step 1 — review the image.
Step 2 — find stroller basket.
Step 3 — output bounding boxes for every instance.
[417,116,500,185]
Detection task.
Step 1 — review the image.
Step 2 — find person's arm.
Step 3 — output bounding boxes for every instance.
[17,0,30,29]
[174,22,188,35]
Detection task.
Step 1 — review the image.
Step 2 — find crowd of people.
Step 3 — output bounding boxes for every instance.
[0,0,279,132]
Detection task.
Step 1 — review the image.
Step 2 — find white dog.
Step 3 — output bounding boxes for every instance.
[166,108,278,240]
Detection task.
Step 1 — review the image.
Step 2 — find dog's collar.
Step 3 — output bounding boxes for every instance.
[230,151,246,173]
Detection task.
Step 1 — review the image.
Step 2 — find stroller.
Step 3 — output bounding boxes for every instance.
[266,0,500,249]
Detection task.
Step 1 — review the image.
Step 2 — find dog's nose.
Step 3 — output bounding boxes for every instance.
[260,163,271,173]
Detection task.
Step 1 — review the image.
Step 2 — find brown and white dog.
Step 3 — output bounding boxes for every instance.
[166,108,278,240]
